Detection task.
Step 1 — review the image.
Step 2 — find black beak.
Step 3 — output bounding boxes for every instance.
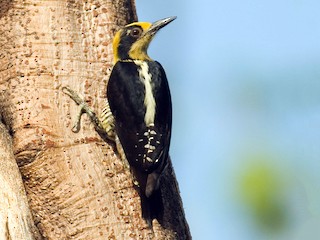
[145,16,177,36]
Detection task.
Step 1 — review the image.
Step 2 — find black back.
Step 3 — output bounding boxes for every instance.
[107,61,172,174]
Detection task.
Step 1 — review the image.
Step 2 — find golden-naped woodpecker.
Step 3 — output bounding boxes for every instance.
[107,16,176,199]
[62,16,176,223]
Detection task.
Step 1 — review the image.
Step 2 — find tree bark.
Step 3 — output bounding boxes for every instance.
[0,0,190,239]
[0,122,42,239]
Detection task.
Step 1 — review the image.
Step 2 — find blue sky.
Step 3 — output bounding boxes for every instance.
[136,1,320,239]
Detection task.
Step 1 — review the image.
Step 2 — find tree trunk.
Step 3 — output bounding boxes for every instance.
[0,0,190,239]
[0,123,42,239]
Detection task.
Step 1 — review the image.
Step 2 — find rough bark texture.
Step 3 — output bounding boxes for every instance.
[0,0,190,239]
[0,122,42,240]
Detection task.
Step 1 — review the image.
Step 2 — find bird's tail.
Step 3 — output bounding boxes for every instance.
[140,185,164,227]
[132,170,164,227]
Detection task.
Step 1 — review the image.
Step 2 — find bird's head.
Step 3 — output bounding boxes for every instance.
[112,16,176,63]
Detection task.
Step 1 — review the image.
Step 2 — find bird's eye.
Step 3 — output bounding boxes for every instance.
[130,28,142,38]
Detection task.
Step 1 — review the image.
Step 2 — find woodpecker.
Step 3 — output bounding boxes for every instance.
[107,16,176,200]
[62,16,176,224]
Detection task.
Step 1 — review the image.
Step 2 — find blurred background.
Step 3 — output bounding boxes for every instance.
[136,1,320,239]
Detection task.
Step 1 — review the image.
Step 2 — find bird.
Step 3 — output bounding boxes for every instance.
[105,16,176,223]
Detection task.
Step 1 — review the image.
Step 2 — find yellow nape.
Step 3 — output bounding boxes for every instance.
[113,30,122,63]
